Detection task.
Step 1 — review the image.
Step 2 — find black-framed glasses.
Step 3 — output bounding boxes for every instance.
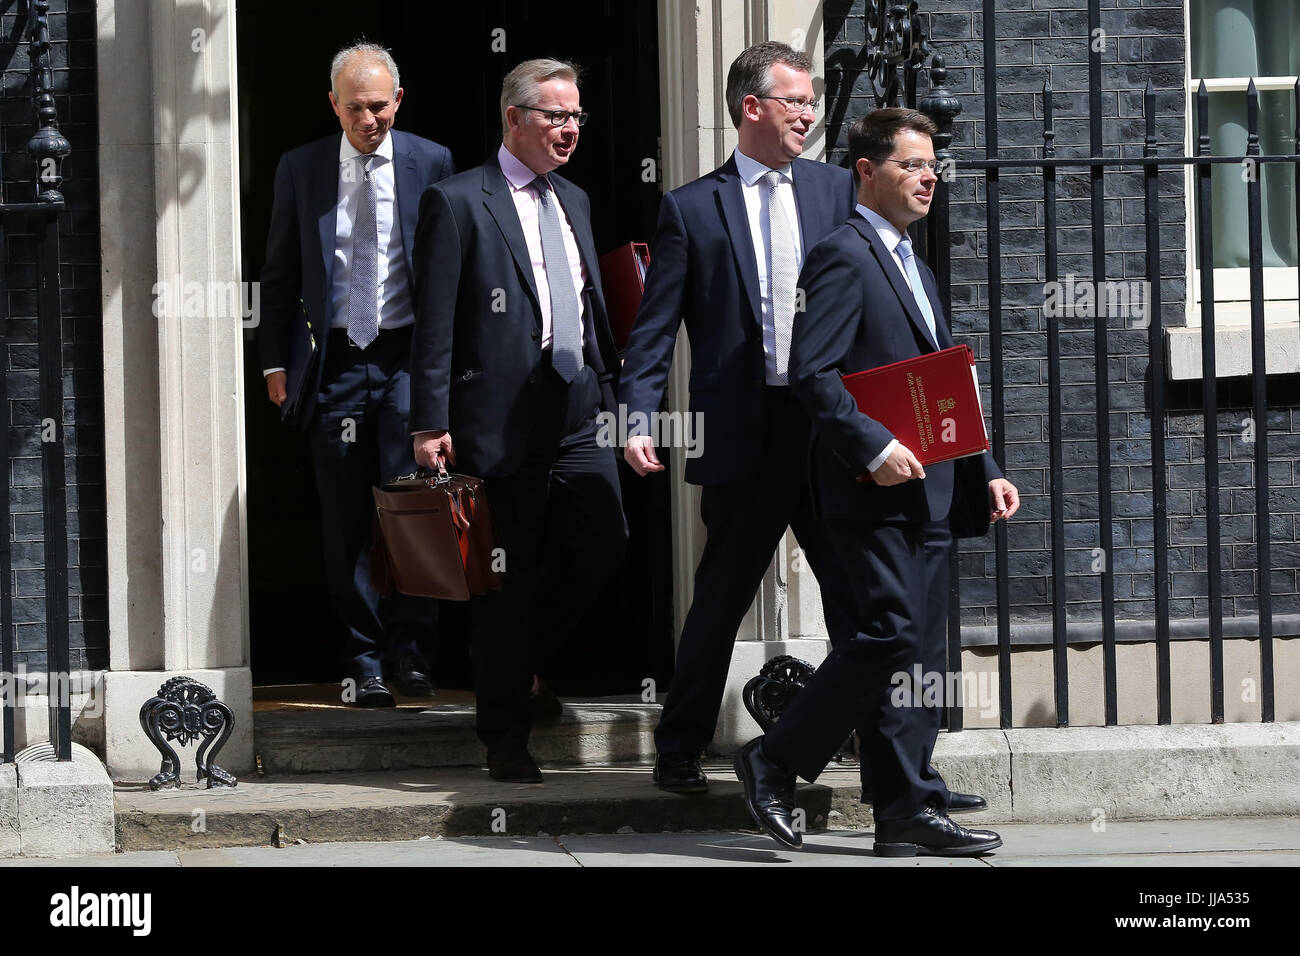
[515,105,589,127]
[883,158,941,174]
[757,95,819,114]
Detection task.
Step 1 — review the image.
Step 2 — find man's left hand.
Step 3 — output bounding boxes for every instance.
[989,478,1020,523]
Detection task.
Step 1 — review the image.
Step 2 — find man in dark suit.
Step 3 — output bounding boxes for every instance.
[619,42,856,792]
[409,59,627,782]
[735,108,1020,856]
[259,43,453,706]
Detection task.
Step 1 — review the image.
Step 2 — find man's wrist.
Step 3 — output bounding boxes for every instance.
[866,438,898,473]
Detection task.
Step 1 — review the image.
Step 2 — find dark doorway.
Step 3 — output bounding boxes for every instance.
[237,0,674,695]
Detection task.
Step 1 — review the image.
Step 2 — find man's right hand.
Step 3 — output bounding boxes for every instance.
[625,435,665,476]
[414,430,456,470]
[266,371,287,407]
[864,443,926,486]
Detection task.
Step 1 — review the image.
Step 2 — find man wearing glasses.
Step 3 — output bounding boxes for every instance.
[736,108,1019,856]
[618,41,856,793]
[408,59,626,783]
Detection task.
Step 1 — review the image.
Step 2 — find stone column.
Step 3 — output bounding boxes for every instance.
[98,0,252,781]
[656,0,833,753]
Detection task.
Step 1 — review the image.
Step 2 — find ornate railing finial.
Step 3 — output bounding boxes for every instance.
[25,0,72,204]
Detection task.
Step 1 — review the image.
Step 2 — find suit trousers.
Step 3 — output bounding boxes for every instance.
[762,517,954,823]
[470,362,628,751]
[307,326,437,679]
[654,389,856,758]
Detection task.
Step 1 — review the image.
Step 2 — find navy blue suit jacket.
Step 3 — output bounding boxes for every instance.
[789,214,1001,537]
[408,155,621,478]
[618,156,855,485]
[258,129,455,428]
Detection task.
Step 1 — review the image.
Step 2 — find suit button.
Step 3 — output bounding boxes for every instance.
[531,329,540,340]
[528,374,537,383]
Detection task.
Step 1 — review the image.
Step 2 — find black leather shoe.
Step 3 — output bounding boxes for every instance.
[653,752,708,793]
[486,747,543,783]
[528,678,563,721]
[734,737,801,850]
[945,791,988,814]
[355,676,395,708]
[391,656,436,697]
[874,806,1002,857]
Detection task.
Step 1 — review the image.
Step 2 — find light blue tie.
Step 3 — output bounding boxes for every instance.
[897,238,938,349]
[532,175,583,382]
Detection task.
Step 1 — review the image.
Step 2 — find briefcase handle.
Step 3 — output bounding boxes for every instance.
[389,462,454,486]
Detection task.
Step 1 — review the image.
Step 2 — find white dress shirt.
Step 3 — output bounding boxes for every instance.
[733,147,804,385]
[263,132,412,377]
[497,143,588,349]
[331,131,412,331]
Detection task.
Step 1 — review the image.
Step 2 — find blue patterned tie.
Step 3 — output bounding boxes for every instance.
[897,238,938,349]
[532,176,583,382]
[347,154,378,349]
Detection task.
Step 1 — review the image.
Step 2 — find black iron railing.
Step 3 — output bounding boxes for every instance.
[856,0,1297,730]
[0,0,72,763]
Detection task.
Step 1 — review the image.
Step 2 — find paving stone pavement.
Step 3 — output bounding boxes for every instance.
[6,816,1299,867]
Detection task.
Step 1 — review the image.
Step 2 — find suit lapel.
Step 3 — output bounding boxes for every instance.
[552,176,604,301]
[714,160,763,328]
[849,216,938,351]
[482,161,542,315]
[791,159,827,254]
[915,261,953,349]
[390,130,419,277]
[314,134,341,302]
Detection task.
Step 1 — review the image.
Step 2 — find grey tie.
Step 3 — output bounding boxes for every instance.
[764,170,798,384]
[532,175,583,382]
[347,154,379,349]
[897,238,939,349]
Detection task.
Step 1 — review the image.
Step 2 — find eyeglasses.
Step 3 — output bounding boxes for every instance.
[757,95,820,115]
[883,158,941,174]
[515,105,589,127]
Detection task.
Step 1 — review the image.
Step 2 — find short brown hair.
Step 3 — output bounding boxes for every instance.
[724,41,814,128]
[847,108,938,167]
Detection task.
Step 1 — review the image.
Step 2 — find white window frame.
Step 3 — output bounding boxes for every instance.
[1182,4,1298,329]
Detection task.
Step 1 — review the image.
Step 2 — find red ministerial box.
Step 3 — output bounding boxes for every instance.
[840,344,990,466]
[598,242,650,351]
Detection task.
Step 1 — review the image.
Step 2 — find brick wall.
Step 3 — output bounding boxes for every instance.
[824,0,1300,634]
[2,0,106,671]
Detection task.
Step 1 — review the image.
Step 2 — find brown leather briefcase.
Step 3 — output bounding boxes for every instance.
[371,465,504,601]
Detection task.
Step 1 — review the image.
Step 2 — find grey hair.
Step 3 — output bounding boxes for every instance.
[724,41,813,128]
[330,41,400,98]
[499,58,581,137]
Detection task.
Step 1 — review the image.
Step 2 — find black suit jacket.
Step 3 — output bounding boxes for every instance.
[258,129,455,428]
[789,215,1001,537]
[618,156,855,485]
[408,155,621,478]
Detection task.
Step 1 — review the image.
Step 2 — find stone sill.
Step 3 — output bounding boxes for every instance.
[961,613,1300,648]
[1167,321,1300,379]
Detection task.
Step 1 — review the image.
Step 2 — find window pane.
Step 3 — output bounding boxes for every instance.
[1198,89,1298,269]
[1191,0,1298,79]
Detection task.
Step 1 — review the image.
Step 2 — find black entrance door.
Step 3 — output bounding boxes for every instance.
[237,0,673,694]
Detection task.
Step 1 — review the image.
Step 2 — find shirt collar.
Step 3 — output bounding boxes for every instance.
[733,147,793,187]
[339,130,394,166]
[856,203,907,254]
[498,143,545,192]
